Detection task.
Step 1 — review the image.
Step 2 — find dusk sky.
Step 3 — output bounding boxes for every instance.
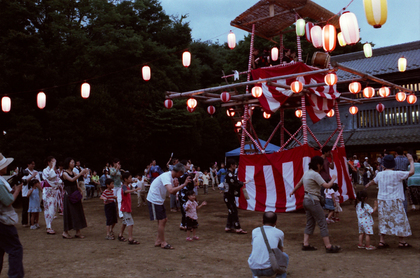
[159,0,420,49]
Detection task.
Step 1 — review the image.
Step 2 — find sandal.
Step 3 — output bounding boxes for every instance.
[378,242,390,249]
[161,244,174,249]
[365,245,377,250]
[105,235,115,240]
[398,242,412,248]
[186,237,193,242]
[225,228,234,233]
[128,239,140,245]
[326,245,341,253]
[192,236,200,240]
[62,233,73,239]
[302,244,317,251]
[236,229,248,234]
[75,234,85,239]
[46,229,56,235]
[118,235,127,242]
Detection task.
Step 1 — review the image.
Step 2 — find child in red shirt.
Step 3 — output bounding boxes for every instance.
[118,171,141,245]
[100,178,118,239]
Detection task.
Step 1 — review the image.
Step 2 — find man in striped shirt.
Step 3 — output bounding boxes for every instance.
[394,146,410,212]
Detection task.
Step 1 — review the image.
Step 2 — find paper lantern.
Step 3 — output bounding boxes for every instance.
[376,103,385,113]
[142,65,151,81]
[263,112,271,119]
[235,121,242,132]
[322,24,336,52]
[363,43,372,58]
[186,98,197,109]
[349,82,362,94]
[363,87,375,98]
[81,82,90,99]
[310,25,323,48]
[227,31,236,49]
[324,73,337,86]
[337,32,346,47]
[349,106,358,114]
[339,12,360,45]
[296,18,305,36]
[407,94,417,104]
[226,108,235,117]
[326,109,335,117]
[182,51,191,67]
[395,92,406,102]
[1,96,11,112]
[37,92,46,109]
[187,106,195,113]
[305,22,314,42]
[290,81,303,93]
[295,109,302,118]
[220,92,231,102]
[398,57,407,72]
[271,47,279,61]
[207,106,216,115]
[251,86,262,98]
[363,0,387,28]
[164,99,173,109]
[379,87,390,97]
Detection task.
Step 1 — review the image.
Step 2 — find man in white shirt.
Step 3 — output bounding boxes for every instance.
[147,163,191,249]
[248,211,289,278]
[21,159,40,227]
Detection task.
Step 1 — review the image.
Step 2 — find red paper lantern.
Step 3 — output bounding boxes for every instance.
[339,11,360,45]
[349,106,358,114]
[376,103,385,113]
[1,96,11,112]
[305,22,314,42]
[396,92,406,102]
[251,86,263,98]
[182,51,191,67]
[363,87,375,98]
[295,109,302,118]
[324,73,337,86]
[81,82,90,99]
[322,24,336,52]
[326,109,335,117]
[142,65,151,81]
[407,94,417,104]
[164,99,173,109]
[379,86,390,97]
[226,108,235,117]
[187,106,196,113]
[220,92,231,102]
[263,112,271,119]
[349,82,362,94]
[207,106,216,115]
[37,92,46,109]
[227,31,236,49]
[186,98,197,109]
[290,81,303,93]
[310,25,323,48]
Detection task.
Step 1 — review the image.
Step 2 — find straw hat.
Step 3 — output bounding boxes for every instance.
[0,153,14,171]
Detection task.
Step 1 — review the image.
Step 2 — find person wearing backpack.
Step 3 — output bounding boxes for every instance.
[248,211,289,278]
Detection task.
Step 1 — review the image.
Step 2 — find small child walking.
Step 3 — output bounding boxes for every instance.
[27,179,42,230]
[202,170,210,194]
[355,190,377,250]
[324,184,339,224]
[118,171,141,245]
[184,190,207,241]
[100,178,118,240]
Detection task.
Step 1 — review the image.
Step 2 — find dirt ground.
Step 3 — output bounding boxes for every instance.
[3,185,420,278]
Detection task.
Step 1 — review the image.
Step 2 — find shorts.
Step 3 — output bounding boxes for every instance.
[104,202,118,226]
[122,212,134,226]
[148,201,167,221]
[324,198,335,211]
[186,216,198,231]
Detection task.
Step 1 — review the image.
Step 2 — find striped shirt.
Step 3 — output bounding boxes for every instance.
[101,189,115,204]
[394,155,409,171]
[374,170,409,200]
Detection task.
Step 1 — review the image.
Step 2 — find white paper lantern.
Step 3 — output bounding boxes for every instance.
[81,83,90,99]
[37,92,46,109]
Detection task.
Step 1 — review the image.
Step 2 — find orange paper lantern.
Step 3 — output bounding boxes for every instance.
[378,87,390,97]
[349,82,362,94]
[363,87,375,98]
[251,86,263,98]
[186,98,197,109]
[295,109,303,118]
[322,24,336,52]
[226,108,235,117]
[290,81,303,93]
[324,73,337,86]
[407,94,417,104]
[326,109,335,117]
[395,92,406,102]
[263,112,271,119]
[349,106,358,114]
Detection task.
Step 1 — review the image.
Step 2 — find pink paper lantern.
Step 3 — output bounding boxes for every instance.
[220,92,231,102]
[310,25,323,48]
[339,11,360,45]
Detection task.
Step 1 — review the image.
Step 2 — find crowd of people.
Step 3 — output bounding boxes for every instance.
[0,145,419,278]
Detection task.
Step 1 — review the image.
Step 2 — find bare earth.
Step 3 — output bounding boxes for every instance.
[4,185,420,278]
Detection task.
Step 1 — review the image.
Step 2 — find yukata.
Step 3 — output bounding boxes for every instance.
[224,170,243,230]
[356,203,374,235]
[42,166,62,230]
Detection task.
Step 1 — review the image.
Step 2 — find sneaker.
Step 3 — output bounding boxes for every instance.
[30,225,37,230]
[192,236,200,240]
[35,223,40,228]
[186,237,193,242]
[365,245,377,251]
[357,244,365,249]
[326,218,334,224]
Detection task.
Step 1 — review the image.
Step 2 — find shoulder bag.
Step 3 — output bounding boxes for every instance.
[260,226,287,275]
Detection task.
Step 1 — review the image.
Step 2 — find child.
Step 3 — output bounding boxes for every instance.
[202,169,210,194]
[324,184,337,224]
[27,179,42,229]
[355,190,377,250]
[184,190,207,241]
[332,184,342,222]
[100,178,118,240]
[118,171,141,245]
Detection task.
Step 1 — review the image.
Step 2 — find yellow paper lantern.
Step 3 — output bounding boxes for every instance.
[296,19,305,36]
[337,32,346,47]
[363,43,372,58]
[37,92,46,109]
[395,92,406,102]
[398,57,407,72]
[363,0,388,28]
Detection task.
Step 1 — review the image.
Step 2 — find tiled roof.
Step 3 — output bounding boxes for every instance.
[330,41,420,80]
[309,125,420,146]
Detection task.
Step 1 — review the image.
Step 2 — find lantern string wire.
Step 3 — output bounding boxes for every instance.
[296,0,355,25]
